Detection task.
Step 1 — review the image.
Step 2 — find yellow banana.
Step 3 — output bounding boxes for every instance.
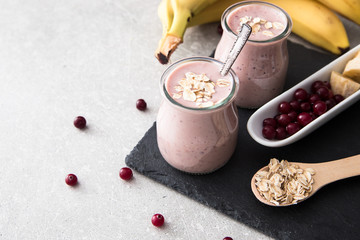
[156,0,177,65]
[188,0,240,27]
[155,0,220,64]
[158,0,173,35]
[265,0,349,54]
[316,0,360,25]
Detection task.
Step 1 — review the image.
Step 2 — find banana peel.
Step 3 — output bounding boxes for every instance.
[155,34,182,64]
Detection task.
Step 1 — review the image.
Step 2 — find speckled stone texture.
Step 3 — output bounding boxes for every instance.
[1,0,360,239]
[126,42,360,240]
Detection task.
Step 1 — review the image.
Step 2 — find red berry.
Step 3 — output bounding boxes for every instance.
[297,112,313,126]
[333,94,344,103]
[286,122,301,136]
[309,94,321,104]
[65,174,78,186]
[277,114,292,126]
[263,118,277,128]
[119,167,133,180]
[275,126,288,140]
[288,111,298,121]
[151,214,165,227]
[136,99,147,111]
[294,88,308,101]
[325,98,336,109]
[313,101,327,116]
[278,101,292,114]
[262,125,276,139]
[289,100,301,112]
[316,86,330,100]
[300,102,311,112]
[311,80,325,93]
[74,116,86,129]
[223,237,233,240]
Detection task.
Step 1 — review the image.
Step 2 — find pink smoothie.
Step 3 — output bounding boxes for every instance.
[165,61,233,108]
[157,57,239,174]
[215,2,292,108]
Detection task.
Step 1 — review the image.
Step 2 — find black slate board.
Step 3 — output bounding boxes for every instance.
[125,42,360,240]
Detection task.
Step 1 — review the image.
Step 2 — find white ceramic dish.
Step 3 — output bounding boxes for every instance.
[247,44,360,147]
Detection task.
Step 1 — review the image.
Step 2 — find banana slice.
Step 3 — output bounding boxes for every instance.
[330,71,360,98]
[342,51,360,83]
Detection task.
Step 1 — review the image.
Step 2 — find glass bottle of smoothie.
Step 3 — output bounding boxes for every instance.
[215,1,292,108]
[157,57,239,174]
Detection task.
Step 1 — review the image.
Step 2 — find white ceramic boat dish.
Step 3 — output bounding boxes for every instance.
[247,44,360,147]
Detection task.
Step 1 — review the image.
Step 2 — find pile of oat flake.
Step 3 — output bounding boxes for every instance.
[254,158,316,205]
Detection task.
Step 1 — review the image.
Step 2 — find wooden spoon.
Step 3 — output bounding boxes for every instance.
[251,154,360,206]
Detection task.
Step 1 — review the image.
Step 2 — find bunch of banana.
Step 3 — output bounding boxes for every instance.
[155,0,360,64]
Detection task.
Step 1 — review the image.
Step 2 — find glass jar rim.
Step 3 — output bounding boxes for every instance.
[160,56,239,111]
[221,1,293,43]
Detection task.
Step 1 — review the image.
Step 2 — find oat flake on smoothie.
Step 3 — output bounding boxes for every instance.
[238,15,284,37]
[172,72,231,108]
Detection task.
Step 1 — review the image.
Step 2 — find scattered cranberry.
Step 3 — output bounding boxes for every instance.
[73,116,86,129]
[65,174,78,186]
[119,167,133,180]
[223,237,233,240]
[294,88,308,101]
[151,214,165,227]
[136,99,147,111]
[217,24,223,35]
